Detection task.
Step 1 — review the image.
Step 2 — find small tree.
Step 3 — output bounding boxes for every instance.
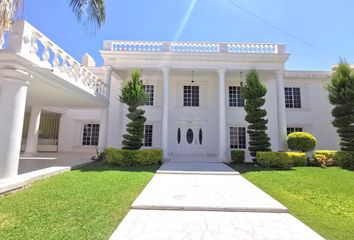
[327,61,354,151]
[287,132,316,152]
[241,70,271,161]
[119,69,148,150]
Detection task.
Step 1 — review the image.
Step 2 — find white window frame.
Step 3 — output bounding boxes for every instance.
[285,87,302,108]
[183,85,199,107]
[287,127,303,135]
[81,123,100,146]
[229,127,246,149]
[228,86,244,107]
[142,125,153,147]
[143,84,154,106]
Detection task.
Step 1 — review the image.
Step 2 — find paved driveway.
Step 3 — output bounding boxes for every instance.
[18,152,94,174]
[110,162,324,240]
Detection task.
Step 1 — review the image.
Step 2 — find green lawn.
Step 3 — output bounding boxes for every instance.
[231,164,354,240]
[0,163,158,240]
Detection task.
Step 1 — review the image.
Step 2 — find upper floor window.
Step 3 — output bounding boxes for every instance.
[142,125,153,147]
[229,86,244,107]
[285,87,301,108]
[184,86,199,107]
[82,123,99,146]
[143,85,154,106]
[230,127,246,149]
[287,127,303,135]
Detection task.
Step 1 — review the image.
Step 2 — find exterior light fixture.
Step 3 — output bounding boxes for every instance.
[191,70,194,83]
[240,71,243,88]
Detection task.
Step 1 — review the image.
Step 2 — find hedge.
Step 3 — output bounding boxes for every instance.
[102,148,162,166]
[313,150,337,167]
[313,150,354,168]
[231,150,245,164]
[336,151,354,169]
[287,132,317,152]
[256,151,307,169]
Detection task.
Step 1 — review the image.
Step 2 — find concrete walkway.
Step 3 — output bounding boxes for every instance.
[110,162,324,240]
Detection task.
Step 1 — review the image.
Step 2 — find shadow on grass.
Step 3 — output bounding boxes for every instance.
[229,163,295,174]
[78,161,160,173]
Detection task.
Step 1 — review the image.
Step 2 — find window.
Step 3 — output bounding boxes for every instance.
[82,124,100,146]
[143,85,154,106]
[285,87,302,108]
[287,127,303,135]
[184,86,199,107]
[143,125,153,147]
[229,86,244,107]
[230,127,246,149]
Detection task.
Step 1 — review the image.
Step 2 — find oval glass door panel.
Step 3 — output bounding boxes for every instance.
[186,128,194,144]
[177,128,181,144]
[199,129,203,144]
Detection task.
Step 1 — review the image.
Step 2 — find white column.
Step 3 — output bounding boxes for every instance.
[98,66,113,150]
[24,107,41,154]
[161,67,170,160]
[276,70,287,151]
[218,69,227,161]
[0,79,29,179]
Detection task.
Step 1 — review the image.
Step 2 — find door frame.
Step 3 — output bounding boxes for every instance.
[173,120,207,156]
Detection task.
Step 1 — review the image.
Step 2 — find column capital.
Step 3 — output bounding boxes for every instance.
[162,67,171,74]
[103,65,113,74]
[217,69,226,75]
[0,68,33,84]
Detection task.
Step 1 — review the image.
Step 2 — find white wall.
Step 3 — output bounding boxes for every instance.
[58,109,100,152]
[284,77,339,150]
[56,69,340,160]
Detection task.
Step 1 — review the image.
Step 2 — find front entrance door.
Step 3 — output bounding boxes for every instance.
[174,125,206,156]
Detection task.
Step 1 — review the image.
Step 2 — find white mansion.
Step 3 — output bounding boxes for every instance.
[0,21,338,179]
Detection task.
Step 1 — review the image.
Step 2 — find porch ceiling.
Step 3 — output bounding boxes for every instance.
[0,52,108,108]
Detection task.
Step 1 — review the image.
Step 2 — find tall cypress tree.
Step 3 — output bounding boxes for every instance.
[327,61,354,151]
[241,70,271,161]
[119,69,148,150]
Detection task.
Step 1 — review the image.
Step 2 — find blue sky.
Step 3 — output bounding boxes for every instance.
[24,0,354,70]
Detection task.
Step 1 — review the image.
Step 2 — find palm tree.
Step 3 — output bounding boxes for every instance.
[0,0,105,44]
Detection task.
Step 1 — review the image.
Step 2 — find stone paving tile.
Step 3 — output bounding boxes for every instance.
[110,210,325,240]
[132,173,287,212]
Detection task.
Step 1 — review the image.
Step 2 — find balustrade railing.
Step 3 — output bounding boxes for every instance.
[6,21,107,98]
[104,40,285,54]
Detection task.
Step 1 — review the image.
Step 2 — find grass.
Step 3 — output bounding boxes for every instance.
[231,164,354,240]
[0,162,159,240]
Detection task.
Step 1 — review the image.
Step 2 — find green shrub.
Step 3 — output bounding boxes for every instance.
[256,151,307,169]
[313,154,335,167]
[102,148,162,166]
[314,150,337,160]
[231,150,245,164]
[287,132,317,152]
[336,151,354,169]
[289,152,308,166]
[313,150,337,167]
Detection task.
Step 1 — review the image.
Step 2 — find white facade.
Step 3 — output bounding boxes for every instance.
[0,21,340,179]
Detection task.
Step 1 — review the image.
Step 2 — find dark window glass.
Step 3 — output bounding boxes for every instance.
[199,129,203,144]
[82,124,100,146]
[287,127,303,135]
[143,125,153,147]
[177,128,181,144]
[230,127,246,149]
[285,87,301,108]
[229,86,245,107]
[186,128,194,144]
[183,86,199,107]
